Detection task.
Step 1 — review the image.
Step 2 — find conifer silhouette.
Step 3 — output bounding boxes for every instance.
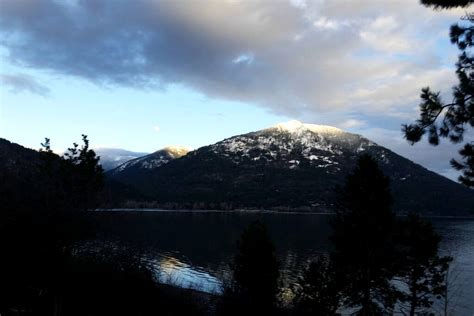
[331,154,397,315]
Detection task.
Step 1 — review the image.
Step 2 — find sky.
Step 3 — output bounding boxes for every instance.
[0,0,470,181]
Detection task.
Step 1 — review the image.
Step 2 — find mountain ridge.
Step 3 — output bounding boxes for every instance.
[93,148,149,171]
[110,146,190,175]
[108,121,474,215]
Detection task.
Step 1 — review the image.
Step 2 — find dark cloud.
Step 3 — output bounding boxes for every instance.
[0,73,50,96]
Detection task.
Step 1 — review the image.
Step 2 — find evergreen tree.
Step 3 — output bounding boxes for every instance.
[62,134,104,211]
[220,221,280,315]
[38,135,104,213]
[292,256,341,316]
[421,0,472,8]
[36,135,104,249]
[0,135,105,314]
[330,154,397,315]
[394,214,452,316]
[403,0,474,187]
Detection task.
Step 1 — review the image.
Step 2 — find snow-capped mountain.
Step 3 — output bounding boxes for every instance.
[94,148,149,171]
[209,120,376,169]
[108,121,474,215]
[110,146,190,175]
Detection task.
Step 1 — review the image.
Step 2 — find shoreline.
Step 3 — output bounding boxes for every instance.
[92,208,474,219]
[93,208,334,215]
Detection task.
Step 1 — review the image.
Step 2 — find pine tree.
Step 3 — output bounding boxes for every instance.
[0,135,105,314]
[403,0,474,187]
[62,134,104,211]
[219,221,280,315]
[421,0,472,8]
[292,256,341,316]
[330,154,397,315]
[38,135,104,213]
[394,214,452,316]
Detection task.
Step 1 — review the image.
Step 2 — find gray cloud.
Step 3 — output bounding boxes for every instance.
[0,73,50,96]
[0,0,462,113]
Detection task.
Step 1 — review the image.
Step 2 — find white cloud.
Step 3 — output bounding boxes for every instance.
[338,119,366,129]
[153,126,161,132]
[313,17,340,30]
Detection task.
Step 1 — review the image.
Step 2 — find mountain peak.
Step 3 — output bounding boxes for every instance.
[93,148,149,171]
[271,120,343,134]
[111,145,191,174]
[162,146,191,158]
[107,127,474,215]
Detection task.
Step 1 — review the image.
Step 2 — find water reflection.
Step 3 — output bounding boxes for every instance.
[431,220,474,315]
[91,211,474,315]
[150,253,222,294]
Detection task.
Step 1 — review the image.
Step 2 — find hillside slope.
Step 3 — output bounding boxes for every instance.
[109,121,474,215]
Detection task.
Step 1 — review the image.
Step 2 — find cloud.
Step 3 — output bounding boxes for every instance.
[360,127,466,182]
[313,17,341,30]
[0,0,461,116]
[338,119,366,129]
[0,73,50,96]
[360,16,402,50]
[153,126,160,132]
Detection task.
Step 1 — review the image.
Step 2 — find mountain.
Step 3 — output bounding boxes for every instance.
[94,148,149,171]
[0,138,40,171]
[0,138,55,211]
[109,145,190,176]
[108,121,474,215]
[0,138,142,209]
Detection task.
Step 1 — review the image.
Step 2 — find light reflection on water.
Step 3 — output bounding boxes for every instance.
[90,211,474,315]
[145,249,314,296]
[149,253,222,294]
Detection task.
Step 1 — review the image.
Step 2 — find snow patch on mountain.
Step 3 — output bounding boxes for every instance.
[209,120,372,169]
[94,148,149,170]
[113,146,191,173]
[163,146,192,158]
[271,120,343,135]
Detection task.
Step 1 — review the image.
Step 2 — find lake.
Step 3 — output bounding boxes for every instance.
[89,210,474,315]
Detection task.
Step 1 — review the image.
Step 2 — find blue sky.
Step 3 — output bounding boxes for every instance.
[0,0,470,181]
[0,62,287,152]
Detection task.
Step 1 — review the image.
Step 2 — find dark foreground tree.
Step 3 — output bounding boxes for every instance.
[421,0,473,8]
[331,155,397,315]
[394,214,452,316]
[403,0,474,187]
[1,136,208,315]
[292,256,341,316]
[38,135,104,213]
[0,135,105,315]
[219,221,280,315]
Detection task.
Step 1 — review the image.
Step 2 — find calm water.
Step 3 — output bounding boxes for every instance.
[90,211,474,315]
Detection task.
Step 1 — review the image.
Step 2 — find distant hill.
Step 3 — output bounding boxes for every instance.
[0,138,139,209]
[108,121,474,215]
[0,138,50,211]
[0,138,39,170]
[110,146,190,174]
[93,148,149,171]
